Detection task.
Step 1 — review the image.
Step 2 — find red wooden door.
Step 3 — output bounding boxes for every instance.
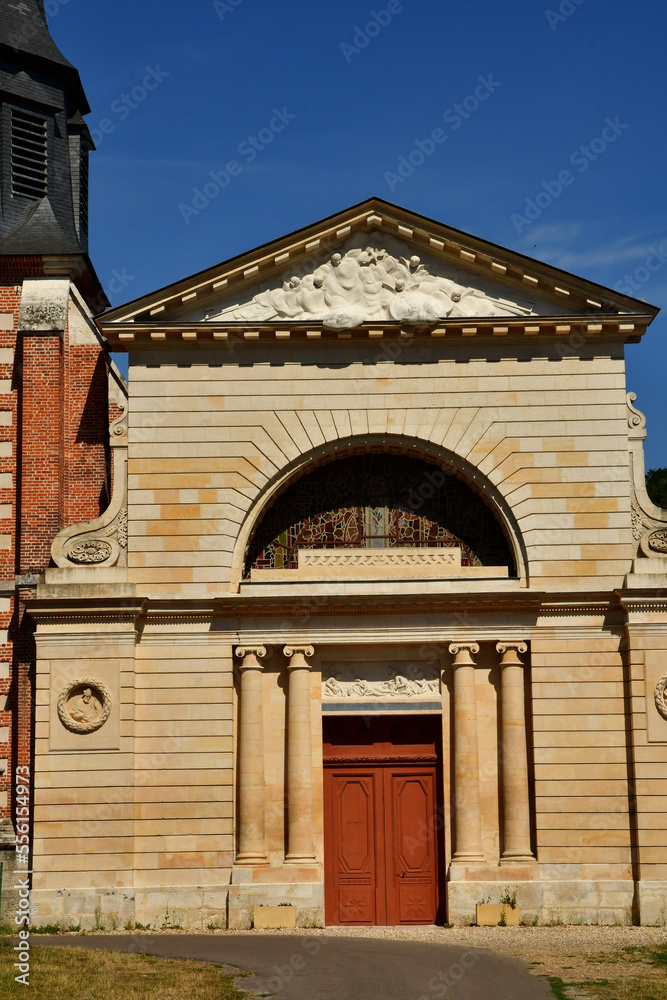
[324,764,439,925]
[386,770,438,924]
[326,770,386,925]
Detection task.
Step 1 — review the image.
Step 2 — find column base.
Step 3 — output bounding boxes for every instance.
[500,854,536,865]
[235,852,269,866]
[451,852,486,863]
[284,854,318,866]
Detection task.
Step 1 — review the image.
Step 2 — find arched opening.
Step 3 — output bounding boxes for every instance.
[243,452,516,579]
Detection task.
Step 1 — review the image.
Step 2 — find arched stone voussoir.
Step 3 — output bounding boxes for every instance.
[228,431,528,592]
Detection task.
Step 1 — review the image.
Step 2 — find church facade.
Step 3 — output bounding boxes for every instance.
[4,3,667,932]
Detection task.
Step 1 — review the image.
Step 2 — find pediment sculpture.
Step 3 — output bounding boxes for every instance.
[204,235,553,330]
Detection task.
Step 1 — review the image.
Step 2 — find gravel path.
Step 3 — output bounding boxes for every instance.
[49,924,667,985]
[209,924,667,977]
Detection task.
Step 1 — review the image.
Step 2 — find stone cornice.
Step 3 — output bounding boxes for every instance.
[28,598,147,626]
[99,315,651,349]
[616,590,667,617]
[23,591,639,629]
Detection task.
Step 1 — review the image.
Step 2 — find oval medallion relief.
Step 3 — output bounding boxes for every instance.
[57,678,112,734]
[654,673,667,722]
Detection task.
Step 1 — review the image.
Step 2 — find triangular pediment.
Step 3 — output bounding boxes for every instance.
[183,230,565,330]
[99,198,659,335]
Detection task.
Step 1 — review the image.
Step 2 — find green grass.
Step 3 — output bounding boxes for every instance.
[541,976,570,1000]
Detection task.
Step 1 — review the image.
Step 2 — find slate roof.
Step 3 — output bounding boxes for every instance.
[1,0,71,66]
[0,0,107,308]
[0,0,89,112]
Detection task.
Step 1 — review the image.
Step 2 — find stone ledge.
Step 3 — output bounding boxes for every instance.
[251,547,509,582]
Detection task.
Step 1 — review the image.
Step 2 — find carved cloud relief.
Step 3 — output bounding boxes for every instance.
[200,233,560,330]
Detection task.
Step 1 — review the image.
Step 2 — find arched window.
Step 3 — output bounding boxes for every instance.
[245,454,515,577]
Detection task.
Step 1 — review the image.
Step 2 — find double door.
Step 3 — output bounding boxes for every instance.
[324,763,440,925]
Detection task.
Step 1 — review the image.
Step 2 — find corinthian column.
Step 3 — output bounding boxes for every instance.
[497,642,534,863]
[449,643,484,862]
[284,645,316,864]
[235,646,268,865]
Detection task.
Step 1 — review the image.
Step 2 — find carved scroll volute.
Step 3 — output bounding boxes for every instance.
[627,392,647,441]
[626,391,667,561]
[109,398,128,448]
[284,645,314,670]
[449,642,480,667]
[51,392,129,569]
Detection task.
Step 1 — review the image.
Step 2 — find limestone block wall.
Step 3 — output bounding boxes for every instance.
[31,614,235,931]
[126,339,633,598]
[530,633,634,924]
[32,618,138,929]
[626,631,667,925]
[132,633,234,929]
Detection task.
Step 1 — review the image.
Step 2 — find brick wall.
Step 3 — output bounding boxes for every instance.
[0,262,111,832]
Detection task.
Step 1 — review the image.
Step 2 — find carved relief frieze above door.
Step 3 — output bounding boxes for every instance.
[322,660,441,701]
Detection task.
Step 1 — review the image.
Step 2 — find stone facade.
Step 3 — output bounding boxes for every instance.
[26,200,667,930]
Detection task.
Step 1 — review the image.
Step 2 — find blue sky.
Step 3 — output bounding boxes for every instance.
[48,0,667,466]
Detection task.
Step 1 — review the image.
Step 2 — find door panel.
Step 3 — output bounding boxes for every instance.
[325,764,439,926]
[325,771,383,925]
[387,772,438,925]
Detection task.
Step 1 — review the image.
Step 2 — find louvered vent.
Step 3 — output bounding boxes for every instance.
[11,109,48,199]
[79,150,89,236]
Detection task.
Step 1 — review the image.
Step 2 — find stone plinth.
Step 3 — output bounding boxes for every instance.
[254,905,296,929]
[476,903,520,926]
[228,867,324,930]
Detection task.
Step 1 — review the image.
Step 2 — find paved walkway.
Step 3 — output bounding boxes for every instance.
[33,933,553,999]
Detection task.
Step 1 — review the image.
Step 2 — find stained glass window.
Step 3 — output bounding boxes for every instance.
[245,454,514,576]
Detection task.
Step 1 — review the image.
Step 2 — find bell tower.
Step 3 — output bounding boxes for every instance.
[0,0,105,291]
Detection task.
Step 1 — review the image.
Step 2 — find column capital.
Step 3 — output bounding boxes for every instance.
[449,642,479,665]
[284,645,314,667]
[235,645,267,669]
[496,642,527,666]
